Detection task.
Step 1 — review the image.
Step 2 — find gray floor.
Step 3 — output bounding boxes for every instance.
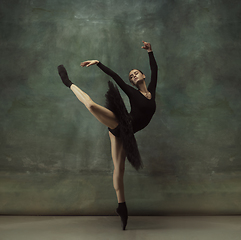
[0,216,240,240]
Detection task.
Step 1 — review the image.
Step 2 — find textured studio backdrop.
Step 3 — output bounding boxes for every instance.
[0,0,241,215]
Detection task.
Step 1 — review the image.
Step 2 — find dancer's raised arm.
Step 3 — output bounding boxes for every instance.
[141,41,152,52]
[141,41,158,92]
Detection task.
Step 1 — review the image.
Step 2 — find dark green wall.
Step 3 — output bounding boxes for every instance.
[0,0,241,215]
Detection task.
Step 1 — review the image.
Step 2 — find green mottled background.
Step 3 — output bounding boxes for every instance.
[0,0,241,215]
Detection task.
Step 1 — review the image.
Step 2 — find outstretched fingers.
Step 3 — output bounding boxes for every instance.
[80,60,99,67]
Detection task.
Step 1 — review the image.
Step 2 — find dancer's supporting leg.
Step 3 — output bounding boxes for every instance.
[109,131,126,203]
[109,131,128,230]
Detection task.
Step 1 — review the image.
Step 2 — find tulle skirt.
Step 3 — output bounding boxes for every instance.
[105,81,143,171]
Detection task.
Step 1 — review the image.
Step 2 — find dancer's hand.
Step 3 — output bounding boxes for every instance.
[80,60,99,67]
[141,41,152,52]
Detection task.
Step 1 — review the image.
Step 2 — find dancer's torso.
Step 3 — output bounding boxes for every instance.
[97,51,158,133]
[128,87,156,133]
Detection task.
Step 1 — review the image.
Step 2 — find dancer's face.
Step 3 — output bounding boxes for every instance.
[129,69,145,86]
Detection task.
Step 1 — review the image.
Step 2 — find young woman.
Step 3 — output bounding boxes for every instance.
[58,41,158,230]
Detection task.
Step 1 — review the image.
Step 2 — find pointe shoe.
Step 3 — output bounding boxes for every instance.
[116,207,128,230]
[57,65,73,88]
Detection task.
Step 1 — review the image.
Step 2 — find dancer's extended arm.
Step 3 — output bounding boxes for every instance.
[81,60,132,95]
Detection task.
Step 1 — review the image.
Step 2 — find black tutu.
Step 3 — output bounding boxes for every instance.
[105,81,143,171]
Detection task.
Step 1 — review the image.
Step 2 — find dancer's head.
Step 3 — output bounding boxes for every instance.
[129,69,146,87]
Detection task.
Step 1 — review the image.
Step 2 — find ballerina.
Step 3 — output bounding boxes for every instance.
[57,41,158,230]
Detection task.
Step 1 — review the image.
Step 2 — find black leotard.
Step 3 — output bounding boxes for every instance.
[97,52,158,133]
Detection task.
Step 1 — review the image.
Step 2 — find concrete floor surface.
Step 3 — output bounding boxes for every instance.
[0,216,240,240]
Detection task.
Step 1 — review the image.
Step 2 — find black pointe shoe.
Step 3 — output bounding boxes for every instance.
[116,204,128,230]
[57,65,73,88]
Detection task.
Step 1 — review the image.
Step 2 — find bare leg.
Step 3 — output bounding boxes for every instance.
[109,131,128,230]
[70,84,119,129]
[109,131,126,203]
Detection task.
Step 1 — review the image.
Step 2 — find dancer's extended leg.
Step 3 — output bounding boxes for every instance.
[109,131,128,230]
[70,84,118,129]
[57,64,118,129]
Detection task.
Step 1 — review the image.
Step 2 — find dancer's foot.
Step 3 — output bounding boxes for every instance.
[57,65,73,88]
[116,202,128,230]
